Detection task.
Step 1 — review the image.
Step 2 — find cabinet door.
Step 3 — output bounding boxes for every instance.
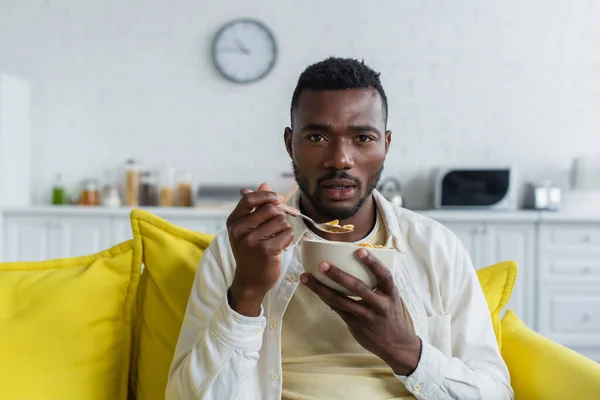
[538,282,600,351]
[167,217,227,235]
[3,217,61,261]
[439,222,487,269]
[57,217,112,258]
[484,223,536,327]
[111,218,133,247]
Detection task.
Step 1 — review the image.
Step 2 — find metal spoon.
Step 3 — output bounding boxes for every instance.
[277,202,354,234]
[242,189,354,234]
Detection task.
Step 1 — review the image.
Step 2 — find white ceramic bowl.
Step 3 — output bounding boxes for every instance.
[301,239,396,296]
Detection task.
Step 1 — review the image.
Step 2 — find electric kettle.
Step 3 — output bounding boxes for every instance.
[377,177,403,207]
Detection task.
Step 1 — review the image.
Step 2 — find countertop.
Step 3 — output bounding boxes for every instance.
[2,205,600,222]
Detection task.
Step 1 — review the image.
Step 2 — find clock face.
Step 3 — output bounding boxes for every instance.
[212,19,277,84]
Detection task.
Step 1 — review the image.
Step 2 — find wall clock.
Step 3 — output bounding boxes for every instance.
[212,18,278,84]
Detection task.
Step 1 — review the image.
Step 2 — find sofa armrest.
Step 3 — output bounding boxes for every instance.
[501,310,600,400]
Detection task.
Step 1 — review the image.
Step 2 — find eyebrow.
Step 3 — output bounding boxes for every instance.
[298,123,382,135]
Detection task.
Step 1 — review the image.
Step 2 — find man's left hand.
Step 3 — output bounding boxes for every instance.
[301,247,422,376]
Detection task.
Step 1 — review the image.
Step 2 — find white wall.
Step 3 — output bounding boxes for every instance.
[1,0,599,208]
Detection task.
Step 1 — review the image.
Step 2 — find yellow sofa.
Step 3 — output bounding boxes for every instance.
[0,209,599,400]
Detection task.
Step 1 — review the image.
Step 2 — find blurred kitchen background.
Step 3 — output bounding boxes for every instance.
[1,1,599,361]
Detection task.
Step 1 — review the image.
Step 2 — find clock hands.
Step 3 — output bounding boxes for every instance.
[218,38,250,55]
[234,38,250,55]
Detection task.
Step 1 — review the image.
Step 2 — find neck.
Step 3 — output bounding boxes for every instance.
[299,193,377,242]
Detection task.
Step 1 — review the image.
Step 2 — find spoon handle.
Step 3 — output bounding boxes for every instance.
[277,202,301,217]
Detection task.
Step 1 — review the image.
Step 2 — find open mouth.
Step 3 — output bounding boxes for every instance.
[320,180,357,200]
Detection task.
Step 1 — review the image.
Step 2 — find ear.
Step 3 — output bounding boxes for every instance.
[384,130,392,155]
[284,127,293,159]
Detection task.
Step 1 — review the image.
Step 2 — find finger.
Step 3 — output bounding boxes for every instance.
[246,214,291,243]
[257,182,272,192]
[318,261,384,308]
[330,306,358,326]
[301,273,372,320]
[240,182,272,196]
[355,248,395,294]
[267,227,294,253]
[229,203,287,239]
[227,189,283,225]
[246,227,294,257]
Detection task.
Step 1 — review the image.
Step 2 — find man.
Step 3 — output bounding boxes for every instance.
[167,57,514,399]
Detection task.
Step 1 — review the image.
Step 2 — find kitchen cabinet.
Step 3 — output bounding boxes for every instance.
[440,221,536,326]
[165,217,226,235]
[439,222,487,269]
[484,223,536,327]
[107,215,227,248]
[2,207,600,361]
[4,216,61,261]
[537,222,600,361]
[3,216,111,261]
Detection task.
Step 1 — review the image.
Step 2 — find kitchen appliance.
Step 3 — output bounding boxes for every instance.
[195,184,259,206]
[377,177,403,207]
[524,181,562,211]
[434,167,517,210]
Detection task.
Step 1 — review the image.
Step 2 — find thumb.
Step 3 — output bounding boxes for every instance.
[257,182,272,192]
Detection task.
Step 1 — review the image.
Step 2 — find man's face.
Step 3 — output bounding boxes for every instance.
[285,89,391,220]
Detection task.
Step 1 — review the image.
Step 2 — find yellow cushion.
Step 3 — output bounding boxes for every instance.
[475,260,517,347]
[0,240,141,400]
[501,310,600,400]
[130,210,214,400]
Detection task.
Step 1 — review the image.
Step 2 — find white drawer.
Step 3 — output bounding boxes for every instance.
[550,296,600,333]
[540,224,600,251]
[540,256,600,281]
[538,284,600,347]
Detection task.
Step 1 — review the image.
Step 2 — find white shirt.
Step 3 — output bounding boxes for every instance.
[166,190,514,400]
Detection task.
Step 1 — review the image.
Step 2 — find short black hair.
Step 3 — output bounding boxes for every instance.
[290,57,388,127]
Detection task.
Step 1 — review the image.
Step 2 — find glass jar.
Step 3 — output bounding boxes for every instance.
[139,171,159,206]
[125,159,140,207]
[176,170,194,207]
[52,174,66,205]
[102,184,122,207]
[80,179,99,206]
[159,165,176,207]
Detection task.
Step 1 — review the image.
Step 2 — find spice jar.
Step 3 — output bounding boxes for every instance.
[176,170,194,207]
[139,171,159,206]
[80,179,100,206]
[158,165,176,207]
[125,159,140,207]
[52,174,67,205]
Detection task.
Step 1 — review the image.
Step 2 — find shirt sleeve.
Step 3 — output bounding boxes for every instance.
[166,240,266,399]
[395,240,515,400]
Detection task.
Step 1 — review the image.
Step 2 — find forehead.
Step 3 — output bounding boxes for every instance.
[293,89,385,129]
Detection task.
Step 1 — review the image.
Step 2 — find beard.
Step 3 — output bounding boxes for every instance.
[292,162,383,220]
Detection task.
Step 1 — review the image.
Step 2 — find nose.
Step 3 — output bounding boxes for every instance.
[323,140,354,170]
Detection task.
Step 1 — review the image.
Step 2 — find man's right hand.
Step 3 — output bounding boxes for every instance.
[226,183,294,317]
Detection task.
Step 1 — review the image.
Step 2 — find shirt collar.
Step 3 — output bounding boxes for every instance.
[285,189,407,253]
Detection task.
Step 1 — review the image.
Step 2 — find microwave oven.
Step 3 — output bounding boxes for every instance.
[434,167,517,210]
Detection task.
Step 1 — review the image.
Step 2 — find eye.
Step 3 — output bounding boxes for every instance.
[307,134,327,143]
[355,135,374,143]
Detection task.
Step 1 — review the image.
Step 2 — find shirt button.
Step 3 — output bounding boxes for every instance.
[287,274,296,282]
[270,373,279,381]
[414,384,422,392]
[269,322,277,330]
